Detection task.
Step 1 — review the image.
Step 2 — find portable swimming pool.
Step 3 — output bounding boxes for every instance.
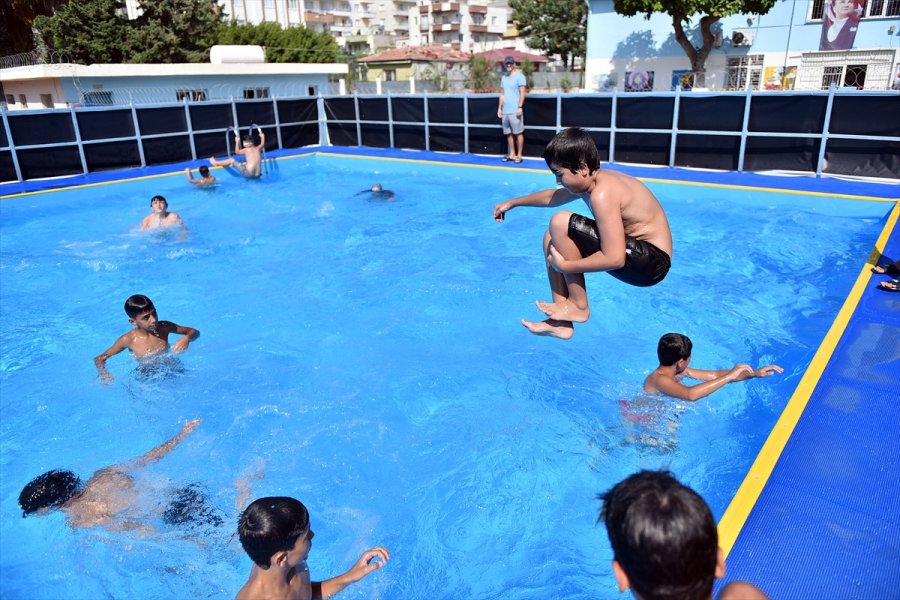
[0,152,892,599]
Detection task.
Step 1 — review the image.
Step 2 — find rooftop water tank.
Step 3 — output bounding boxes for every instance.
[210,45,266,64]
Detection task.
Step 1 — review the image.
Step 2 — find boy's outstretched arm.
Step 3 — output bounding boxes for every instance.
[315,546,390,600]
[130,419,201,469]
[94,334,132,384]
[493,188,577,222]
[655,365,752,401]
[732,363,783,382]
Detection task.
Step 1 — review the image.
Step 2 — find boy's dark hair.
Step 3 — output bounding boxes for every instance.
[657,333,692,366]
[199,165,210,177]
[598,470,718,600]
[19,469,84,516]
[124,294,155,319]
[151,195,168,206]
[238,497,310,568]
[542,127,600,174]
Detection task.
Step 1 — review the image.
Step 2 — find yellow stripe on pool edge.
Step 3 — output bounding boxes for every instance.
[718,200,900,557]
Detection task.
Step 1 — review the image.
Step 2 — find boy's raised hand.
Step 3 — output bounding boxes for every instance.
[346,546,390,582]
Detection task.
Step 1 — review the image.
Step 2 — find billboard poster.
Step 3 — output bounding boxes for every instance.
[594,73,618,92]
[763,66,798,90]
[671,70,694,90]
[820,0,865,51]
[625,70,654,92]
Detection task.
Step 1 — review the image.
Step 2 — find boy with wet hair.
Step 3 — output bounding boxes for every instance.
[94,294,199,384]
[19,419,215,530]
[140,195,187,231]
[210,128,266,179]
[643,333,782,401]
[185,165,216,187]
[598,470,767,600]
[493,127,673,339]
[236,496,390,600]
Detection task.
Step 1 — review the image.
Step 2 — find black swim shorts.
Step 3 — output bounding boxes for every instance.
[567,213,671,287]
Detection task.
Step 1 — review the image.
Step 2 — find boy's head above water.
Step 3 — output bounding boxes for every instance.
[19,469,84,517]
[239,496,312,568]
[150,195,168,211]
[657,332,692,367]
[199,165,211,177]
[542,127,600,175]
[124,294,156,319]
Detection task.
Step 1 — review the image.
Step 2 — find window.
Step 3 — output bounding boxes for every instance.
[844,64,867,87]
[176,89,208,101]
[866,0,900,16]
[4,94,13,105]
[243,87,270,99]
[18,94,27,107]
[40,94,53,108]
[809,0,825,21]
[821,65,843,88]
[81,91,113,105]
[726,55,764,90]
[384,69,397,81]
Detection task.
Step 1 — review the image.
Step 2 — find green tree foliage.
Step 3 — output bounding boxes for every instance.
[464,55,500,92]
[216,21,341,63]
[509,0,586,70]
[1,0,68,55]
[519,59,536,89]
[130,0,222,63]
[33,0,132,64]
[613,0,777,86]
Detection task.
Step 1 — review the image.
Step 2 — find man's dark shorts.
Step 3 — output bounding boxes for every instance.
[568,213,670,287]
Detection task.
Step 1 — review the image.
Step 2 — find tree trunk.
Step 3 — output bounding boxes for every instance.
[672,13,720,89]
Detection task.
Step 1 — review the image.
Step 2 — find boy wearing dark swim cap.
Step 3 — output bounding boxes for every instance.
[493,127,673,339]
[643,333,782,401]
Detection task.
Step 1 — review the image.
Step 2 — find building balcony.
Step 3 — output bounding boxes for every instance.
[304,11,335,24]
[420,2,460,13]
[469,5,487,14]
[469,24,487,33]
[432,22,460,32]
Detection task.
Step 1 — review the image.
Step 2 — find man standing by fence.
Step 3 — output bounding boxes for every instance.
[498,56,527,164]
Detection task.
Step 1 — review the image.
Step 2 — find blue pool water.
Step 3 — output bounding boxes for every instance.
[0,155,891,599]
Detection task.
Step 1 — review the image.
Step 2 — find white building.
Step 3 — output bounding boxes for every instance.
[406,0,508,53]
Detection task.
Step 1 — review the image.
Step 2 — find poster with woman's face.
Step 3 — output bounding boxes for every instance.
[820,0,865,51]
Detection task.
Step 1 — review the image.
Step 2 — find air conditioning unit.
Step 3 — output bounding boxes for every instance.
[732,29,754,46]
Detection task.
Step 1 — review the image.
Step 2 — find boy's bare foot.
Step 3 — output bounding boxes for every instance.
[521,318,574,339]
[535,300,590,323]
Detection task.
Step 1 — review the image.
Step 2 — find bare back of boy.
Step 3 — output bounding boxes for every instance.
[64,467,144,530]
[237,563,313,600]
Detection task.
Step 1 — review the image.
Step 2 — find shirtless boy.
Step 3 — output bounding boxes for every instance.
[18,419,214,531]
[237,496,389,600]
[185,165,216,187]
[643,333,783,401]
[493,127,672,339]
[140,195,186,231]
[94,294,199,384]
[210,128,266,179]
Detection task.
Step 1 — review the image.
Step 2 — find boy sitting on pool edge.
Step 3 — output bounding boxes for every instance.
[643,333,782,401]
[492,127,673,340]
[94,294,199,384]
[236,496,389,600]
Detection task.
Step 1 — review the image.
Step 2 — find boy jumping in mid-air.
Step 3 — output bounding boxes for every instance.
[94,294,199,384]
[236,496,389,600]
[185,165,216,187]
[493,127,672,339]
[598,470,768,600]
[210,128,266,179]
[643,333,782,401]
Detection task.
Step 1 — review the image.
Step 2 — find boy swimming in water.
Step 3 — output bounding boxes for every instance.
[236,496,389,600]
[140,195,186,231]
[18,419,218,531]
[94,294,199,384]
[643,333,782,401]
[185,165,216,187]
[210,128,266,179]
[493,127,672,339]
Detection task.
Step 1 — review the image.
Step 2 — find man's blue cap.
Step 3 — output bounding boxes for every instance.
[503,56,516,64]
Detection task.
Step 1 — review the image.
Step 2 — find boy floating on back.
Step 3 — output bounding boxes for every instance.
[236,496,389,600]
[94,294,199,384]
[210,128,266,179]
[493,127,672,339]
[644,333,782,401]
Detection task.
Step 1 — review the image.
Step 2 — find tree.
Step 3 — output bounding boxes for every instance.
[509,0,586,70]
[1,0,68,55]
[33,0,132,64]
[129,0,222,63]
[613,0,777,87]
[464,55,499,92]
[216,21,341,63]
